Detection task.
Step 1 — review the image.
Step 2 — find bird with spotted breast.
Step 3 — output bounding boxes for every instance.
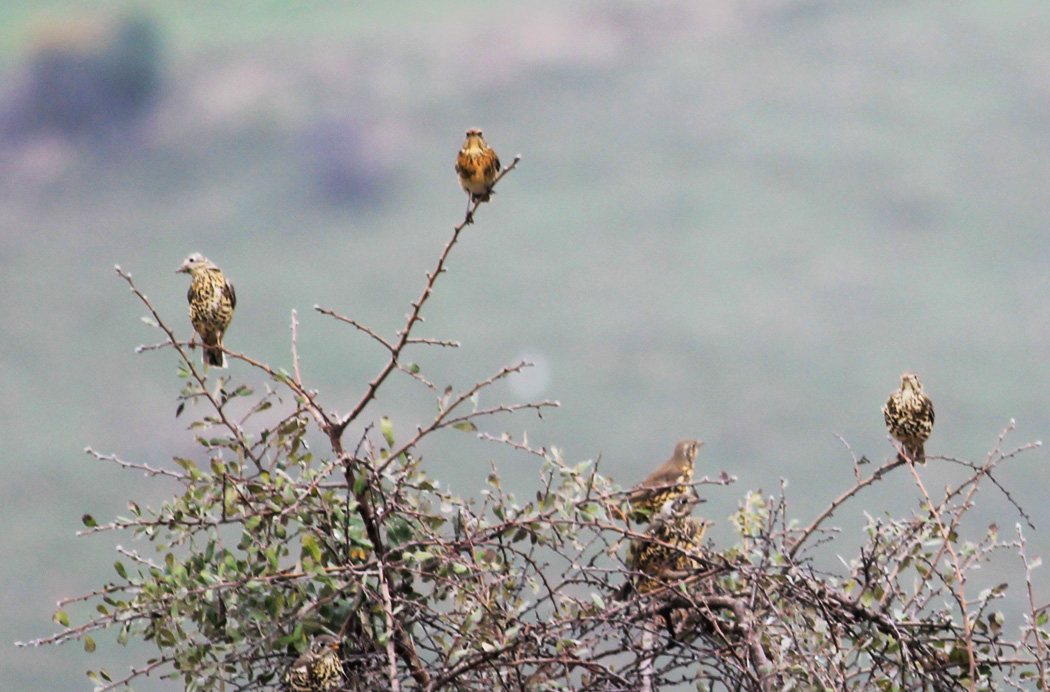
[883,372,935,464]
[284,634,343,692]
[627,440,702,518]
[455,128,500,219]
[176,253,236,368]
[623,492,710,596]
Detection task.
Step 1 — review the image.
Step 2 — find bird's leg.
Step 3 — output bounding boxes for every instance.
[464,193,474,224]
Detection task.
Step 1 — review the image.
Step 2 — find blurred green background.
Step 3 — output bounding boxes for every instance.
[5,1,1050,689]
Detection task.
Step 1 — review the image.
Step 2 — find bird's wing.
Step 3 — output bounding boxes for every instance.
[483,150,500,178]
[224,278,237,311]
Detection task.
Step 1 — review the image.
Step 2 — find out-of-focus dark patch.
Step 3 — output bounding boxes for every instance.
[299,118,396,209]
[0,14,163,144]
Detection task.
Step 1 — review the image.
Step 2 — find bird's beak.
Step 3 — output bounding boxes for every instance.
[175,264,188,274]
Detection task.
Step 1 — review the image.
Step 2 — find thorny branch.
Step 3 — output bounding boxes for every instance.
[24,153,1050,692]
[119,266,265,472]
[320,154,521,440]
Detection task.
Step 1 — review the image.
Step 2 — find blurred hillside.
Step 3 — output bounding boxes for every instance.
[4,2,1050,690]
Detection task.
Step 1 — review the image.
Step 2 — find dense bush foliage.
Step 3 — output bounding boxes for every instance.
[22,167,1050,691]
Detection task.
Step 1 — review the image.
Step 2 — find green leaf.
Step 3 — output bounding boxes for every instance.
[302,534,323,563]
[381,416,395,447]
[81,514,97,528]
[452,421,478,432]
[438,386,453,412]
[114,561,127,579]
[407,363,420,374]
[173,457,196,472]
[53,610,69,627]
[84,635,96,653]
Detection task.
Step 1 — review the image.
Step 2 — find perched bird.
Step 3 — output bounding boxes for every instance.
[627,440,703,516]
[284,634,343,692]
[176,253,236,368]
[883,372,935,464]
[455,128,500,218]
[627,493,710,595]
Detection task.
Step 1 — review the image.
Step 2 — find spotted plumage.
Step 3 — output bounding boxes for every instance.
[883,372,934,464]
[176,253,236,368]
[284,635,343,692]
[628,493,710,594]
[627,440,702,517]
[455,128,500,217]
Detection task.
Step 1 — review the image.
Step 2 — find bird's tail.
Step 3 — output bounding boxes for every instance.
[897,443,925,465]
[204,344,227,368]
[912,443,926,464]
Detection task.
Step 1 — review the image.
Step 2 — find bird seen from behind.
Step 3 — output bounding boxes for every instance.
[627,439,702,518]
[883,372,934,464]
[455,128,500,219]
[176,253,236,368]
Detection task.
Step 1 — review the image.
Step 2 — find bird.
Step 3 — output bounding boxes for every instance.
[455,128,500,218]
[176,253,236,368]
[626,440,703,517]
[883,372,935,464]
[284,634,343,692]
[626,493,710,595]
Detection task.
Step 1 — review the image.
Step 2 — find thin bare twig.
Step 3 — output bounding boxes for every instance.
[788,455,904,560]
[116,266,265,472]
[322,154,522,440]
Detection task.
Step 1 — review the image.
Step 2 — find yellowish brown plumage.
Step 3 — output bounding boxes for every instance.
[627,493,710,594]
[627,440,702,517]
[455,128,500,217]
[176,253,236,368]
[284,635,343,692]
[883,372,934,464]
